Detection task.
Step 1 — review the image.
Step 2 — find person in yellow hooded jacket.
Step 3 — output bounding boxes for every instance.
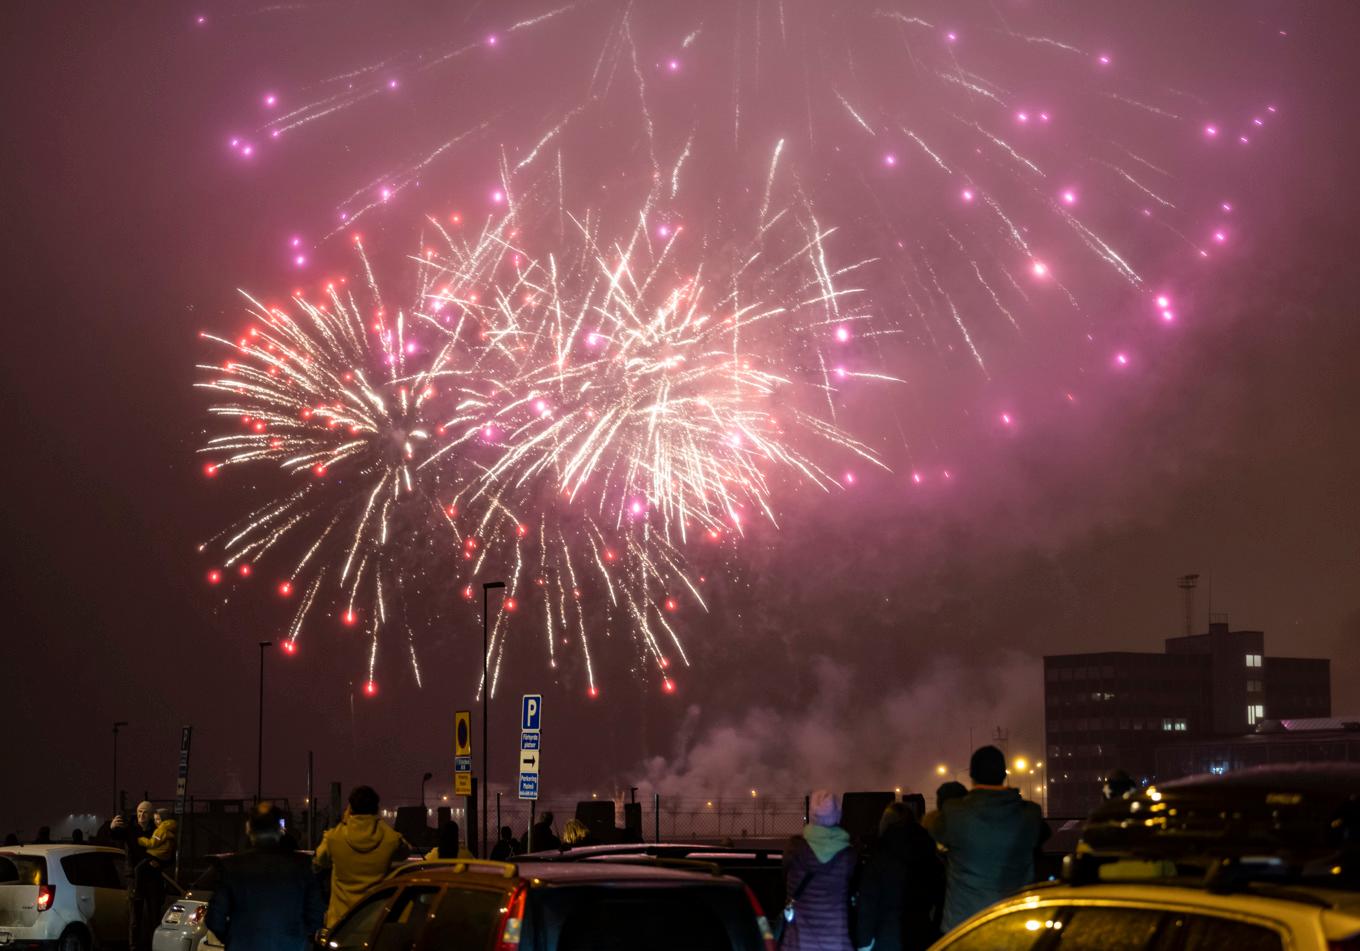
[313,786,409,927]
[137,809,178,864]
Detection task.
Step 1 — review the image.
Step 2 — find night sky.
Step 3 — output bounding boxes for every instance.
[4,0,1360,835]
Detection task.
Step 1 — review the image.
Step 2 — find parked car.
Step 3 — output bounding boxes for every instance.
[505,842,787,920]
[328,858,775,951]
[930,763,1360,950]
[0,845,129,951]
[151,860,223,951]
[152,850,316,951]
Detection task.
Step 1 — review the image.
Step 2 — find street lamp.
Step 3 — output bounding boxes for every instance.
[482,580,505,858]
[112,721,128,815]
[421,772,434,809]
[257,641,273,802]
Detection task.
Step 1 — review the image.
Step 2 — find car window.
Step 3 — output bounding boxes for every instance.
[62,853,125,889]
[942,908,1053,951]
[0,855,47,886]
[540,886,761,951]
[372,887,439,951]
[418,886,506,951]
[1162,913,1284,951]
[1054,906,1165,950]
[0,857,18,884]
[328,889,397,951]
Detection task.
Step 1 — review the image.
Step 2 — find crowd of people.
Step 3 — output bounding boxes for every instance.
[780,745,1050,951]
[5,744,1122,951]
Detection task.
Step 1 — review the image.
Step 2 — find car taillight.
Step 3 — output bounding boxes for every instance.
[494,884,527,950]
[189,907,207,925]
[743,884,777,951]
[36,885,55,912]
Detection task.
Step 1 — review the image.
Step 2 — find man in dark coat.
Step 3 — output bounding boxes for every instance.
[855,803,945,951]
[931,746,1049,932]
[110,801,159,951]
[780,790,857,951]
[524,812,560,852]
[207,804,324,951]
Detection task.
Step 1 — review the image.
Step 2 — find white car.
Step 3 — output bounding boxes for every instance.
[150,862,223,951]
[0,845,128,951]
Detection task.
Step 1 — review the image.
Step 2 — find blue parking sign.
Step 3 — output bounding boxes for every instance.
[521,694,542,731]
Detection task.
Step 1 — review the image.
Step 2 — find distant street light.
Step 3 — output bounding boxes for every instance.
[482,581,506,858]
[112,721,129,815]
[257,641,273,802]
[936,764,948,777]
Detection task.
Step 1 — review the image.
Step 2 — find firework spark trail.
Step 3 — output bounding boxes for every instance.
[202,152,888,692]
[201,0,1281,690]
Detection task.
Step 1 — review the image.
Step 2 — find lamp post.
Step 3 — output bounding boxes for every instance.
[482,581,505,858]
[112,721,128,815]
[257,641,273,802]
[421,772,433,810]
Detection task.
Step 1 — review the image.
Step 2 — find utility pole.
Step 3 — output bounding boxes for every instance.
[112,721,128,815]
[1177,575,1200,636]
[482,581,505,858]
[257,641,273,802]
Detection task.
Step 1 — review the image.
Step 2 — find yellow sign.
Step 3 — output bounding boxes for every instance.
[454,711,472,756]
[454,710,472,797]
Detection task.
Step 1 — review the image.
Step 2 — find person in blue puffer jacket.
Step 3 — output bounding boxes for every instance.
[780,789,857,951]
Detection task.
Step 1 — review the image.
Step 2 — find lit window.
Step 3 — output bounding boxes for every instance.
[1247,704,1265,725]
[1245,653,1263,668]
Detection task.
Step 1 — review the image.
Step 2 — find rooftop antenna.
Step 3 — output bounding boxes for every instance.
[1177,574,1200,635]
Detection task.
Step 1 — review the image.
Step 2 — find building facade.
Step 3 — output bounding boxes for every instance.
[1155,718,1360,779]
[1044,620,1330,817]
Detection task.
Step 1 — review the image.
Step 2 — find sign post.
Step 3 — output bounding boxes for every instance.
[454,710,472,797]
[173,726,192,882]
[518,694,542,803]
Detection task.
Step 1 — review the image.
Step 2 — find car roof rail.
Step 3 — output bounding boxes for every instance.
[392,858,518,879]
[589,856,725,877]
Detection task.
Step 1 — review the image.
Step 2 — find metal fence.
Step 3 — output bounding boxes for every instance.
[371,793,810,851]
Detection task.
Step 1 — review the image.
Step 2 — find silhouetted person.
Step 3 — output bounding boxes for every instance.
[780,790,856,951]
[1103,769,1136,801]
[71,829,85,844]
[922,782,967,836]
[931,747,1048,932]
[111,801,160,951]
[3,833,17,846]
[525,811,559,852]
[35,827,51,844]
[313,786,408,928]
[855,802,945,951]
[489,826,517,862]
[207,804,323,951]
[423,820,471,860]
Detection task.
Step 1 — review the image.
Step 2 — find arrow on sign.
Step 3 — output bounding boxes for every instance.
[520,750,540,772]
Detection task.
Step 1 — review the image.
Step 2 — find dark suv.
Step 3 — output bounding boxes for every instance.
[323,859,776,951]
